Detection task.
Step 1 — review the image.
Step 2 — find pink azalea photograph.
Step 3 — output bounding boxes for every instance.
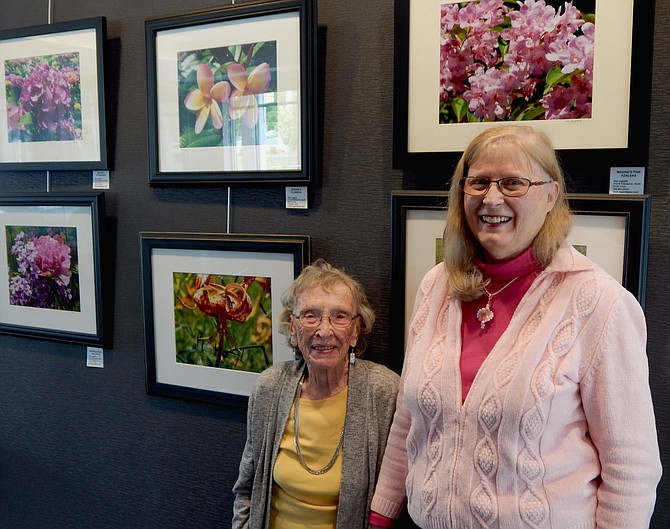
[439,0,595,123]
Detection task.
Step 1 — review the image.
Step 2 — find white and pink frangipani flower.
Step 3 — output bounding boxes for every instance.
[184,64,231,134]
[226,62,271,128]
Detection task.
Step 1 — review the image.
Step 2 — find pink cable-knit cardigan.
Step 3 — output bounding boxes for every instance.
[371,243,662,529]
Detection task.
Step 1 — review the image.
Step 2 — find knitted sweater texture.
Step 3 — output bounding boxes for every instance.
[370,243,661,529]
[233,358,399,529]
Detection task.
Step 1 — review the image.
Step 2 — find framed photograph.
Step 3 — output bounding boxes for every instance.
[0,193,107,346]
[392,0,654,173]
[145,0,317,186]
[390,190,650,355]
[567,193,650,308]
[141,232,310,406]
[0,17,108,171]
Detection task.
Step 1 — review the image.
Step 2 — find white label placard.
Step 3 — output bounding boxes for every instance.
[609,167,644,195]
[86,346,104,368]
[286,186,308,209]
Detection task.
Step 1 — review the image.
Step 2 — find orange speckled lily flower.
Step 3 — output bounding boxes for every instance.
[184,64,231,134]
[227,62,271,128]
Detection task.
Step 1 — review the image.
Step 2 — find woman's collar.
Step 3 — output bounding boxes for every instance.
[474,246,540,280]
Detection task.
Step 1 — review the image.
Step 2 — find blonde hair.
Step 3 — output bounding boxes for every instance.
[278,259,375,355]
[443,125,572,300]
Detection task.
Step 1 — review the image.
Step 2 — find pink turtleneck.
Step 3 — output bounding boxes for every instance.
[460,247,541,402]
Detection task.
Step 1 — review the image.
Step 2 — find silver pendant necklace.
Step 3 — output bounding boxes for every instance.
[292,372,347,475]
[476,277,519,329]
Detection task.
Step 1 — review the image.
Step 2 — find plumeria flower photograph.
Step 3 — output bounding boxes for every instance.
[6,226,80,311]
[439,0,595,123]
[227,62,272,128]
[4,52,82,142]
[177,40,277,149]
[183,63,232,134]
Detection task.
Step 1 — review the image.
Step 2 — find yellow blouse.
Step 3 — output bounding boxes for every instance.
[270,386,348,529]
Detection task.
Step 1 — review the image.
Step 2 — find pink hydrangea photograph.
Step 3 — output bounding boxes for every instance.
[439,0,595,123]
[4,52,83,142]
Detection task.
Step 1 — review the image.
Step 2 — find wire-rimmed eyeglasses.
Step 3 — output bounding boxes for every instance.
[460,176,552,197]
[292,311,359,329]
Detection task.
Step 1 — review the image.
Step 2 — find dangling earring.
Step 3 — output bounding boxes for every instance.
[349,347,356,365]
[293,347,300,361]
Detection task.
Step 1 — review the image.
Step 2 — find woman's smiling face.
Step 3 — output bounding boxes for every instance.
[290,283,359,374]
[463,149,559,263]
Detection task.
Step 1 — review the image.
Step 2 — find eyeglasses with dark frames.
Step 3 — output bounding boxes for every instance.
[292,311,359,329]
[460,176,552,197]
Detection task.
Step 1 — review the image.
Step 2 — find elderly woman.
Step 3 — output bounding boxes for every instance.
[233,259,399,529]
[369,125,662,529]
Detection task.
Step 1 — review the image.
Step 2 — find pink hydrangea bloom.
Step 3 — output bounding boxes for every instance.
[18,62,76,139]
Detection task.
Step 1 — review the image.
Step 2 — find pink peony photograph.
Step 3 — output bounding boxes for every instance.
[5,225,81,311]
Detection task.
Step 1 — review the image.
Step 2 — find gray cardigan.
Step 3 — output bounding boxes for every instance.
[232,358,400,529]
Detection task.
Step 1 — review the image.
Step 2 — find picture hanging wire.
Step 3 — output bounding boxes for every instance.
[45,0,55,192]
[226,0,234,231]
[227,187,231,234]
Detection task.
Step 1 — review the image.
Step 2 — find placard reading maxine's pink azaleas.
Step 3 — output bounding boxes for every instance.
[439,0,595,123]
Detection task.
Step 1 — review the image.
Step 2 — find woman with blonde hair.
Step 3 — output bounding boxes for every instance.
[369,125,661,528]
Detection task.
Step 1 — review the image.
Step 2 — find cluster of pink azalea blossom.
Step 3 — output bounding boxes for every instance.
[439,0,594,122]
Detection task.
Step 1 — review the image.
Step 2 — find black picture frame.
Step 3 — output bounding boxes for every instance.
[140,232,310,407]
[145,0,317,186]
[0,192,107,346]
[391,190,650,359]
[0,17,108,171]
[392,0,655,182]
